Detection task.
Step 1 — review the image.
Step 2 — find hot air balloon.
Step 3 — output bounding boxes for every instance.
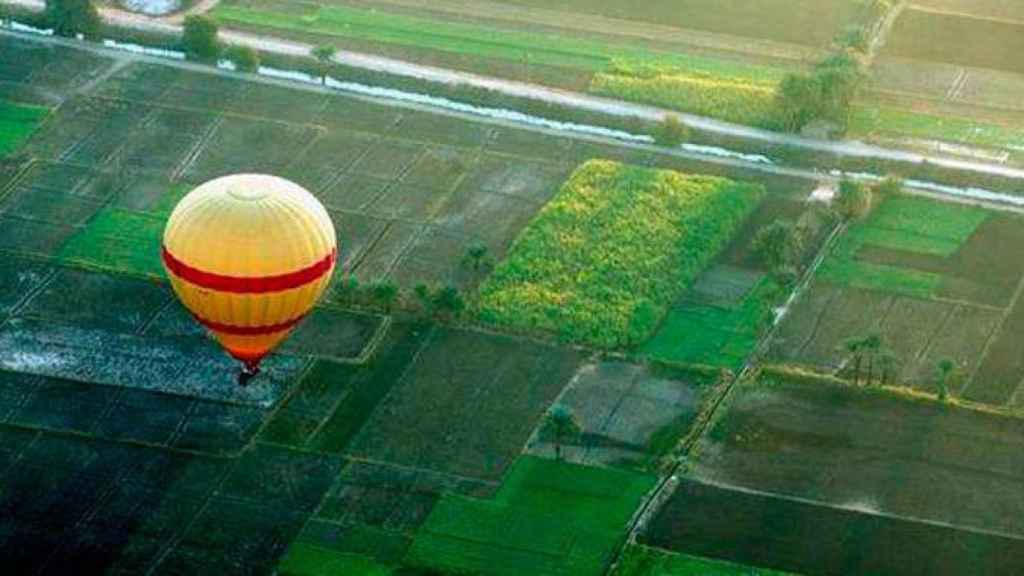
[162,174,337,386]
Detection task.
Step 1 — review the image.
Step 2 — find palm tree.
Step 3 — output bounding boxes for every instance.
[936,359,955,402]
[543,405,582,461]
[861,333,882,385]
[842,336,865,385]
[311,44,337,84]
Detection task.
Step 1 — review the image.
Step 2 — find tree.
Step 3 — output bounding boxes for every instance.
[752,220,802,271]
[860,333,882,385]
[877,349,899,385]
[432,286,465,320]
[835,179,872,220]
[462,242,494,274]
[774,50,864,134]
[311,44,337,84]
[335,275,361,306]
[774,73,821,132]
[182,15,221,62]
[371,281,399,313]
[542,405,582,461]
[413,283,433,316]
[46,0,101,39]
[225,45,260,73]
[936,359,954,402]
[653,114,689,147]
[842,336,866,385]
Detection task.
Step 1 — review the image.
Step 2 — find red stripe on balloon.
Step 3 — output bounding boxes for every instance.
[191,311,307,336]
[162,246,336,294]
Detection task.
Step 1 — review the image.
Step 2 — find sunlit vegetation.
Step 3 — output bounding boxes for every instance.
[478,160,764,348]
[592,61,781,128]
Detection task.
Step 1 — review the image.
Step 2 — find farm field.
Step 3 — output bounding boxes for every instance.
[912,0,1024,20]
[883,7,1024,74]
[405,456,655,575]
[640,187,833,370]
[486,0,866,48]
[478,160,764,348]
[0,101,48,156]
[212,0,795,112]
[7,11,1024,576]
[644,371,1024,574]
[5,34,821,574]
[611,544,797,576]
[528,361,713,468]
[772,193,1024,405]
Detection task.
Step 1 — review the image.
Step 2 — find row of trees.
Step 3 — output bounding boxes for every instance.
[840,332,964,402]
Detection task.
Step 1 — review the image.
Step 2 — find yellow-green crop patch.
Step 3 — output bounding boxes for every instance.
[477,160,764,348]
[591,61,781,128]
[0,100,48,156]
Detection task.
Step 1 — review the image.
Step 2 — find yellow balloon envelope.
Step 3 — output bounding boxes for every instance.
[162,174,336,382]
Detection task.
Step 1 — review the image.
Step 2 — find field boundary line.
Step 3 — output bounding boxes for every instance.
[605,219,848,575]
[961,261,1024,399]
[689,476,1024,542]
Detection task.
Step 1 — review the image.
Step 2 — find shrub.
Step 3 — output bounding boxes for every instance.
[653,114,689,147]
[225,44,260,73]
[834,179,873,220]
[182,15,221,61]
[751,219,801,270]
[478,160,764,348]
[45,0,100,39]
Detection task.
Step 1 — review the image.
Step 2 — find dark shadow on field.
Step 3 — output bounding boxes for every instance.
[0,426,226,574]
[643,478,1024,576]
[693,378,1024,540]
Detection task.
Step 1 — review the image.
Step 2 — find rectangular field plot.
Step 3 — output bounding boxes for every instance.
[346,328,580,480]
[487,0,865,48]
[0,317,303,407]
[0,100,48,156]
[643,477,1024,576]
[263,323,432,451]
[407,456,655,576]
[884,7,1024,74]
[692,374,1024,541]
[817,195,994,299]
[531,361,708,467]
[17,267,169,333]
[479,161,764,348]
[639,195,832,369]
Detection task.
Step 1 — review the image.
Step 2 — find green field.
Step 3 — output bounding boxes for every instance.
[407,456,656,575]
[850,104,1024,149]
[57,184,187,278]
[478,160,764,348]
[612,544,797,576]
[818,195,988,297]
[214,1,782,75]
[641,278,780,369]
[0,100,48,156]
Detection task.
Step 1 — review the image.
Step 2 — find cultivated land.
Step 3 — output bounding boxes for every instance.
[6,9,1024,575]
[642,372,1024,575]
[771,193,1024,407]
[0,34,806,574]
